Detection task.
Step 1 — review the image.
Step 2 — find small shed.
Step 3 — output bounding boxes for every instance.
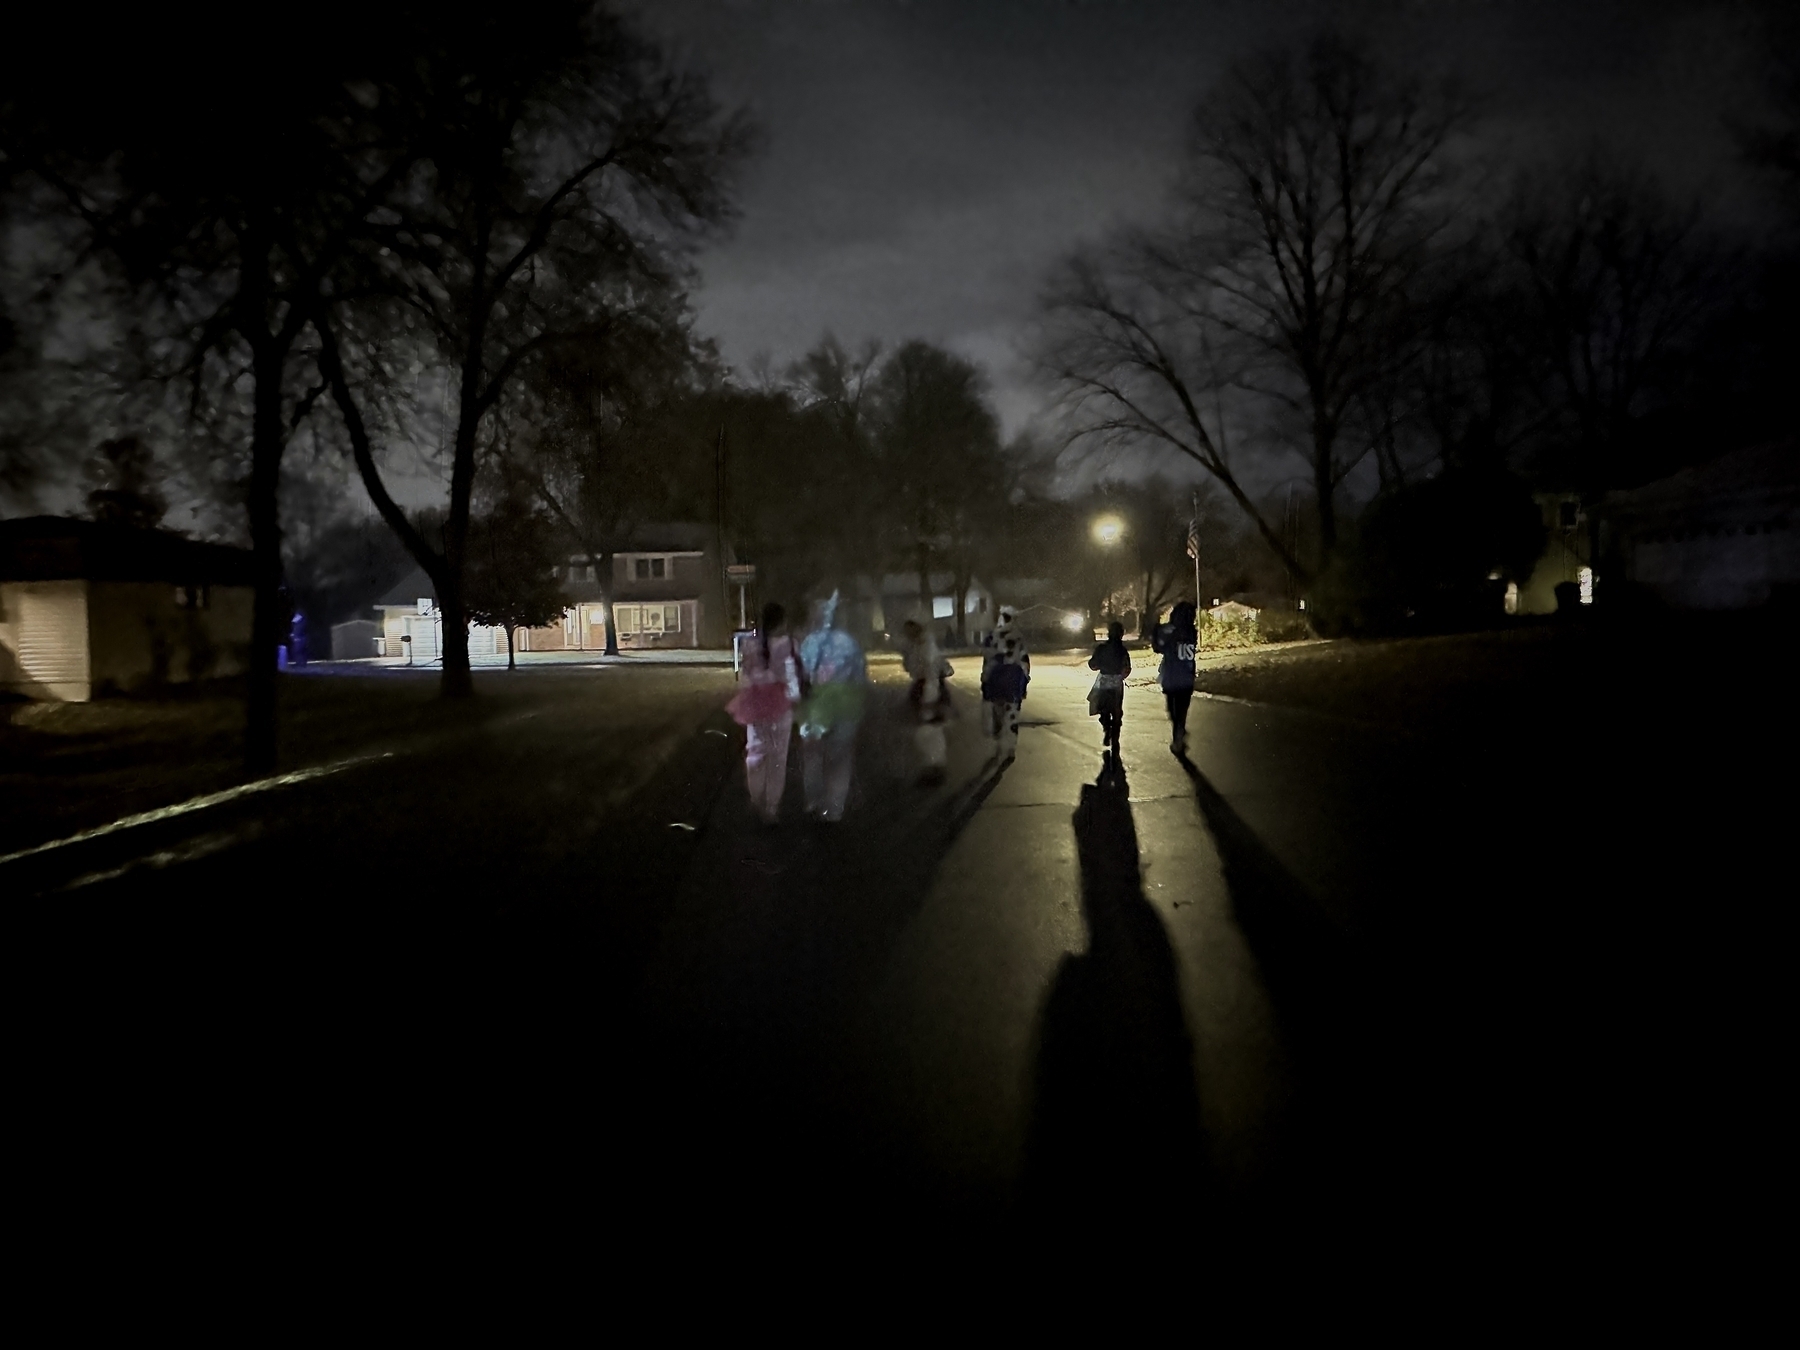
[0,516,254,701]
[330,619,382,660]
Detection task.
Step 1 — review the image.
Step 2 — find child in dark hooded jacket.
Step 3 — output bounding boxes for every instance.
[1087,620,1130,749]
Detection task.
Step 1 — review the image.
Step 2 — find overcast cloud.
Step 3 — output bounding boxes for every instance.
[634,0,1776,442]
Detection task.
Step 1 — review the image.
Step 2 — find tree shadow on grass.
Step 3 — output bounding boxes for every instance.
[1021,754,1206,1230]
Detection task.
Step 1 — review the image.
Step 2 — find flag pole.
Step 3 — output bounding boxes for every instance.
[1190,490,1201,609]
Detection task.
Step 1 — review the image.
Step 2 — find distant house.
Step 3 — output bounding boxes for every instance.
[355,523,730,659]
[605,523,727,649]
[841,572,997,647]
[1514,492,1593,615]
[1602,440,1800,610]
[0,515,253,701]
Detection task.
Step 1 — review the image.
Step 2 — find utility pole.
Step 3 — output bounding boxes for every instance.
[715,424,729,636]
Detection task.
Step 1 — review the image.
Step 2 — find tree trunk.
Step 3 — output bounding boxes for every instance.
[1142,570,1154,637]
[243,237,283,775]
[506,624,517,670]
[953,562,970,644]
[599,552,619,655]
[439,577,472,695]
[1313,446,1338,568]
[439,369,479,698]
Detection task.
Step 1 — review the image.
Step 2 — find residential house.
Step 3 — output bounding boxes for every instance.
[1514,492,1593,615]
[844,571,997,647]
[605,523,726,649]
[1602,439,1800,610]
[1,515,253,701]
[361,523,730,658]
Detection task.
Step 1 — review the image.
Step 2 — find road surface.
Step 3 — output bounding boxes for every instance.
[10,637,1784,1266]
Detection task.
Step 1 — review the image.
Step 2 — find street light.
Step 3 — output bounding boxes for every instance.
[1091,513,1124,547]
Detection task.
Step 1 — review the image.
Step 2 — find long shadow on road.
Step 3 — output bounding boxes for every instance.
[1022,754,1206,1230]
[1173,752,1370,1235]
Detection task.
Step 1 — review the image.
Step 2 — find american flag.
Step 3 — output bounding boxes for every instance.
[1185,516,1199,561]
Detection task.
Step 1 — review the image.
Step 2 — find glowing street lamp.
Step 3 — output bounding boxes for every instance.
[1091,513,1124,547]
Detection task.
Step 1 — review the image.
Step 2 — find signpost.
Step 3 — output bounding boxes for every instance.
[725,563,756,630]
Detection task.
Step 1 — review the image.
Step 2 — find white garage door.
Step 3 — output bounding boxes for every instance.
[403,615,440,663]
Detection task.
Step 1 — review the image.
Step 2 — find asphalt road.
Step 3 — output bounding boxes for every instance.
[10,637,1787,1271]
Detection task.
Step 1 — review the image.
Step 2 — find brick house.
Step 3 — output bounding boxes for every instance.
[362,522,729,658]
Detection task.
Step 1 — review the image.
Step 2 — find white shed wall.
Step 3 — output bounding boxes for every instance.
[0,580,92,701]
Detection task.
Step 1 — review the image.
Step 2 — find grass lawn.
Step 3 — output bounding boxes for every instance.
[0,673,511,855]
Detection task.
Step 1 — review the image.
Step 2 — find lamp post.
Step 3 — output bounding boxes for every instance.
[1090,513,1124,633]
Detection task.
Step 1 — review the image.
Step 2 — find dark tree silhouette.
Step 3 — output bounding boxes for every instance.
[312,2,750,695]
[868,341,1006,640]
[464,491,572,670]
[84,436,166,528]
[502,303,707,656]
[1,10,411,770]
[1041,33,1466,581]
[1505,158,1726,498]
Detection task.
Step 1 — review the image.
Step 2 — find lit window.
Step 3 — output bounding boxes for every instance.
[933,596,953,619]
[615,605,642,635]
[1578,566,1594,605]
[1504,581,1519,615]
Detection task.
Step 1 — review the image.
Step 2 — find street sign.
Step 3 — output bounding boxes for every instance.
[725,564,756,582]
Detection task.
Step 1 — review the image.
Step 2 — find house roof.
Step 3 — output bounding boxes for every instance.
[1605,439,1800,528]
[615,521,715,553]
[0,516,254,585]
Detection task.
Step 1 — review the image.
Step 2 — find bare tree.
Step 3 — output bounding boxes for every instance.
[1042,32,1466,580]
[312,3,750,695]
[2,13,409,769]
[1506,158,1726,493]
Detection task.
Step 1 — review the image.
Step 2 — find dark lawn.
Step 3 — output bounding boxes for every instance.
[0,666,732,856]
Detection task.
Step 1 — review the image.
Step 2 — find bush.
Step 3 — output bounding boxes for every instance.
[1198,613,1263,650]
[1258,612,1314,643]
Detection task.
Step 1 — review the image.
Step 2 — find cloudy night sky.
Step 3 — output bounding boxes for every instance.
[634,0,1781,440]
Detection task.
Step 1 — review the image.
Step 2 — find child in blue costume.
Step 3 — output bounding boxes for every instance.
[797,591,868,822]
